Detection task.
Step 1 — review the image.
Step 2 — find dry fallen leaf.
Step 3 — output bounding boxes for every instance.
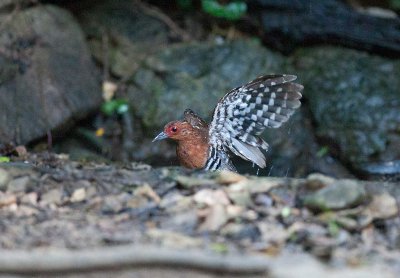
[193,189,230,206]
[70,188,86,203]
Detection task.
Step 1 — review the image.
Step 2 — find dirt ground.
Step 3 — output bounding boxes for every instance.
[0,152,399,277]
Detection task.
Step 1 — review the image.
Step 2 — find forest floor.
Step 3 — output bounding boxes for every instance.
[0,152,398,277]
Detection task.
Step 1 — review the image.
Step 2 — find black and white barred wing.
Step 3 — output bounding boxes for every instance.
[206,74,303,170]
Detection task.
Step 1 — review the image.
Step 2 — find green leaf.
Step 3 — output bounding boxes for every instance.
[390,0,400,9]
[0,156,10,163]
[210,242,228,253]
[328,220,340,237]
[201,0,247,21]
[316,146,329,158]
[281,206,291,218]
[101,99,129,116]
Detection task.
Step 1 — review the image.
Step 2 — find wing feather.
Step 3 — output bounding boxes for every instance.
[208,74,303,168]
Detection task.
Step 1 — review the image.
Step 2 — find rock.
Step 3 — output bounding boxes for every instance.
[0,5,101,145]
[194,189,231,231]
[147,229,203,248]
[0,0,27,9]
[221,223,261,241]
[86,186,97,198]
[20,192,38,205]
[0,192,16,207]
[134,184,161,204]
[246,177,283,194]
[257,222,288,246]
[198,204,229,232]
[15,205,39,217]
[175,175,215,188]
[101,194,130,213]
[40,188,63,206]
[306,173,336,190]
[14,145,27,157]
[304,180,367,211]
[194,189,230,206]
[159,211,198,233]
[7,176,30,192]
[363,193,398,221]
[129,39,284,132]
[76,0,169,78]
[293,47,400,177]
[215,170,247,184]
[226,182,252,207]
[70,188,86,203]
[0,168,10,190]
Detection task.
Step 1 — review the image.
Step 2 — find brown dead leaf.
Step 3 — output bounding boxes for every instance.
[366,193,398,220]
[0,192,17,207]
[198,204,228,232]
[215,170,247,184]
[70,188,86,202]
[147,229,203,248]
[193,189,230,206]
[15,145,28,157]
[134,184,161,204]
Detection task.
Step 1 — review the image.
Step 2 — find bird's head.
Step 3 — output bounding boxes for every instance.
[152,121,194,142]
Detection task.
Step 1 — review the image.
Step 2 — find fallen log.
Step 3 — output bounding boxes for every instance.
[248,0,400,56]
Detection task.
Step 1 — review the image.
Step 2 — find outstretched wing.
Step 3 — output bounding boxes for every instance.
[206,74,303,169]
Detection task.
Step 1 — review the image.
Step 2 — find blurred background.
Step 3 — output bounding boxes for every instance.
[1,0,400,180]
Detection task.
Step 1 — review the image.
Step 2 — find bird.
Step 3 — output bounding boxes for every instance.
[152,74,303,172]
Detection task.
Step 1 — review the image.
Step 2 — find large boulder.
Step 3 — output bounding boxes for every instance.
[293,46,400,177]
[0,5,101,145]
[76,0,169,79]
[128,40,285,131]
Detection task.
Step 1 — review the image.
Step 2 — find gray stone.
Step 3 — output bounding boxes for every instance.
[128,40,285,131]
[41,188,63,205]
[124,39,351,177]
[293,47,400,171]
[0,168,10,190]
[7,176,30,192]
[0,5,101,145]
[0,0,27,8]
[76,0,169,78]
[0,192,16,207]
[304,180,367,211]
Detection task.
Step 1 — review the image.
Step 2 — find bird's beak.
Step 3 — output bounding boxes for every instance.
[152,131,168,142]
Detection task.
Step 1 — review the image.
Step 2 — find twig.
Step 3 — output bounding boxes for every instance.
[134,0,192,42]
[0,245,269,275]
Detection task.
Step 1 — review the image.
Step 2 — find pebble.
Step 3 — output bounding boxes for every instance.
[305,173,336,190]
[7,176,30,193]
[20,192,38,205]
[0,192,17,207]
[226,182,252,207]
[41,188,64,205]
[198,204,228,232]
[102,195,125,213]
[215,170,247,184]
[304,180,366,211]
[70,188,86,203]
[221,223,261,241]
[0,168,10,190]
[362,193,398,223]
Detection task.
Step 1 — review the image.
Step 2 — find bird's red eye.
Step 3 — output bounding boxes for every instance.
[171,126,178,132]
